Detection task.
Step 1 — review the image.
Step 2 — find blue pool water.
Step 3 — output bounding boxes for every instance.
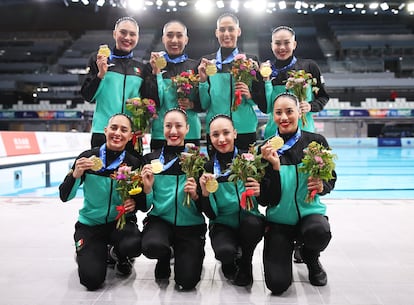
[2,147,414,199]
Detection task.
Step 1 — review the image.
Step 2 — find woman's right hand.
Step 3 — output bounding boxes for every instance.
[199,173,215,197]
[261,142,280,171]
[72,157,94,178]
[197,58,209,83]
[141,164,154,194]
[96,54,108,79]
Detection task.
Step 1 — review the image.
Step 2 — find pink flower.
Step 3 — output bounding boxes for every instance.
[234,53,247,60]
[241,153,255,161]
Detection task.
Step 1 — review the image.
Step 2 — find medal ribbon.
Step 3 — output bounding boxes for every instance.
[271,56,297,78]
[158,146,189,173]
[109,51,134,61]
[98,144,126,172]
[212,147,238,178]
[274,129,301,156]
[215,48,239,70]
[164,53,188,64]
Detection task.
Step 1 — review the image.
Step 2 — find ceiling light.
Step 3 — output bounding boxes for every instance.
[369,2,379,10]
[294,1,301,10]
[230,0,239,11]
[380,2,389,11]
[216,0,224,8]
[355,3,364,9]
[278,1,286,9]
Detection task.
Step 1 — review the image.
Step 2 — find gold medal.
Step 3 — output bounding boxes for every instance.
[205,178,219,193]
[98,44,111,58]
[151,159,163,174]
[155,53,167,69]
[89,155,103,171]
[206,63,217,76]
[269,136,284,150]
[260,65,272,78]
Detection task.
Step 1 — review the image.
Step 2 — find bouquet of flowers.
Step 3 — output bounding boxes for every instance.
[179,143,207,207]
[298,141,336,203]
[230,54,258,111]
[228,145,268,210]
[171,70,200,100]
[110,164,143,229]
[125,97,157,155]
[285,69,319,127]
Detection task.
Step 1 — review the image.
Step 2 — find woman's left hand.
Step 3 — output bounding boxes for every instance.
[184,177,198,200]
[235,82,251,99]
[307,177,323,193]
[245,177,260,197]
[123,198,136,213]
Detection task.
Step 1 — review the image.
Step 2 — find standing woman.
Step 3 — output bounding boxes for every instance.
[197,13,260,156]
[81,17,148,154]
[261,92,336,294]
[253,26,329,138]
[146,20,202,151]
[198,114,280,286]
[140,108,206,290]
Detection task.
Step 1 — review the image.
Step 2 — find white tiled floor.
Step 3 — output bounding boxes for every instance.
[1,197,414,305]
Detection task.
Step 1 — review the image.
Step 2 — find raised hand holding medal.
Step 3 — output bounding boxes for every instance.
[206,59,217,76]
[155,51,167,69]
[151,159,163,174]
[260,61,272,79]
[205,177,219,193]
[89,155,103,171]
[269,136,284,150]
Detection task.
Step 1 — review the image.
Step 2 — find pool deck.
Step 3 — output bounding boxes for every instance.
[1,196,413,305]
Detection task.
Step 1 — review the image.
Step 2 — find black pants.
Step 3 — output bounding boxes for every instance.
[263,214,331,294]
[206,132,256,157]
[209,213,264,267]
[74,219,142,290]
[141,216,207,289]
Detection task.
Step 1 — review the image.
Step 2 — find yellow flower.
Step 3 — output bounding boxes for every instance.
[128,187,142,195]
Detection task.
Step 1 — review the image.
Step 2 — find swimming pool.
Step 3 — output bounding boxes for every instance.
[1,146,413,199]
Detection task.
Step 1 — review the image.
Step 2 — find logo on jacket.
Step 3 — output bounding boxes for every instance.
[134,67,141,76]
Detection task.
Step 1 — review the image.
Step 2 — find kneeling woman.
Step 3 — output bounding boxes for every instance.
[261,92,337,294]
[140,108,206,290]
[198,114,280,286]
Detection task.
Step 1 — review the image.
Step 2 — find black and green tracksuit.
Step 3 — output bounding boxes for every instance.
[141,145,206,289]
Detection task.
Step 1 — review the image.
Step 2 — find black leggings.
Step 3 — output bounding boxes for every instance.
[141,216,207,290]
[74,219,142,290]
[263,214,331,294]
[209,213,265,266]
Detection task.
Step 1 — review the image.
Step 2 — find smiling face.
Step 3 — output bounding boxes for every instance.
[113,20,139,53]
[162,21,188,56]
[163,110,189,146]
[215,16,241,49]
[209,117,237,153]
[271,29,297,61]
[104,114,133,151]
[273,95,301,134]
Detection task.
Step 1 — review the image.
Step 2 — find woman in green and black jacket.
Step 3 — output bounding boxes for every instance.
[59,114,146,291]
[146,20,202,150]
[261,92,336,295]
[140,108,206,291]
[80,17,151,155]
[198,114,280,287]
[197,13,260,156]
